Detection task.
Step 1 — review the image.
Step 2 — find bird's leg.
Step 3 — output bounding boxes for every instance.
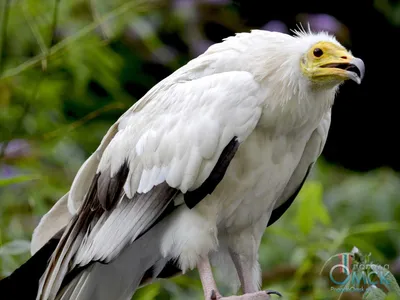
[228,250,282,299]
[229,251,259,293]
[197,255,280,300]
[197,255,222,299]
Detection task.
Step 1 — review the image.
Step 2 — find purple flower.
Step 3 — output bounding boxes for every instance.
[262,20,288,33]
[173,0,196,10]
[0,139,31,159]
[295,13,350,43]
[0,164,18,178]
[299,14,341,34]
[199,0,231,5]
[192,39,213,56]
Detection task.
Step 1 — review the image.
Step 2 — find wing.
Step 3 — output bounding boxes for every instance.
[31,193,69,255]
[267,110,331,226]
[31,121,120,255]
[37,70,264,300]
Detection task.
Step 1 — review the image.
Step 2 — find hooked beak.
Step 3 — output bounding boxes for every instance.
[320,56,365,84]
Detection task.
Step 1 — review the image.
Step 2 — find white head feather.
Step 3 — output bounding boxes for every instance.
[183,29,349,133]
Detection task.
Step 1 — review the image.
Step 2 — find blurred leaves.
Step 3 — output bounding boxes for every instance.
[370,265,400,297]
[132,283,162,300]
[0,240,31,256]
[363,286,387,300]
[295,181,331,235]
[374,0,400,26]
[348,223,400,237]
[1,0,159,79]
[0,174,40,187]
[262,162,400,299]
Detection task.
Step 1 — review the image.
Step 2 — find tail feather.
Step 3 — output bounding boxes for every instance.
[38,175,105,300]
[37,215,84,300]
[55,220,170,300]
[0,234,61,300]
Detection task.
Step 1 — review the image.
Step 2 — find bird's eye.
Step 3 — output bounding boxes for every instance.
[313,48,323,57]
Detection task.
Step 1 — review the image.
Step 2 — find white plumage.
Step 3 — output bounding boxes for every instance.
[26,29,364,300]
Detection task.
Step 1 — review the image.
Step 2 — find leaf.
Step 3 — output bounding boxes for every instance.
[386,292,399,300]
[294,257,313,282]
[0,174,40,187]
[131,282,161,300]
[294,181,331,235]
[344,236,386,262]
[363,285,387,300]
[348,222,400,236]
[1,0,155,79]
[0,240,31,256]
[266,226,303,242]
[370,264,400,297]
[0,254,20,277]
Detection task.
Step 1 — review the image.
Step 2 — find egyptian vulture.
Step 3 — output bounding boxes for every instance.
[0,29,364,300]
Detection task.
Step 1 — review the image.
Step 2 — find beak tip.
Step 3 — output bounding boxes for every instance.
[351,57,365,83]
[350,74,362,85]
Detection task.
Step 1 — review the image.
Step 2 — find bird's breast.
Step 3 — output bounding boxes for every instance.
[203,127,310,232]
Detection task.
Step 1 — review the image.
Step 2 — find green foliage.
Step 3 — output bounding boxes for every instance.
[374,0,400,26]
[363,286,387,300]
[0,1,400,300]
[0,174,40,187]
[295,181,331,235]
[337,247,400,299]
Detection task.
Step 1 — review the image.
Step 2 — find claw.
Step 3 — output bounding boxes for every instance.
[211,290,218,300]
[265,290,282,297]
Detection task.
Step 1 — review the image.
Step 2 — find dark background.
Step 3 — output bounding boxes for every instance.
[235,0,398,171]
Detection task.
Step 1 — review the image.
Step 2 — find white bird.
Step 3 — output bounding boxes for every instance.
[1,28,364,300]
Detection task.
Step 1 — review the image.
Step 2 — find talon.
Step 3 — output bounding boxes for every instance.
[210,289,218,300]
[265,290,282,297]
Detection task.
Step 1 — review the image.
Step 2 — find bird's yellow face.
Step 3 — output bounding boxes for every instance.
[300,41,365,85]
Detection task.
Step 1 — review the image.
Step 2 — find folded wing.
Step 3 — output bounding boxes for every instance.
[36,70,264,300]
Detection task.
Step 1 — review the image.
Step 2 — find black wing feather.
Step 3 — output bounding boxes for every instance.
[184,137,239,209]
[0,230,63,300]
[97,161,129,211]
[267,164,313,227]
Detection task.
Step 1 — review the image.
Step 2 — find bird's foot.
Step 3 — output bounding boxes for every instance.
[209,289,282,300]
